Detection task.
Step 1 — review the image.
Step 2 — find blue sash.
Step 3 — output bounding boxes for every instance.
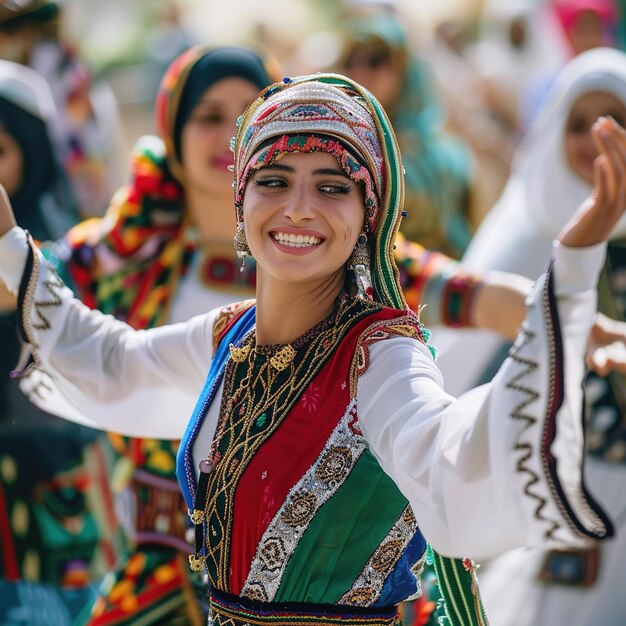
[176,305,256,510]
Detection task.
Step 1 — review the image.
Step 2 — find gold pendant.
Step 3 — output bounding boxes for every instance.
[229,342,251,363]
[269,345,296,371]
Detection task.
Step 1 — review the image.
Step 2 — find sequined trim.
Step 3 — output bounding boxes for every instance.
[202,298,377,589]
[242,400,366,602]
[339,507,421,606]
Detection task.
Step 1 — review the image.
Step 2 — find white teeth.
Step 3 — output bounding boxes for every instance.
[272,232,322,248]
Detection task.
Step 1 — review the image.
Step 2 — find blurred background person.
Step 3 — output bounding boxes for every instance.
[426,16,515,228]
[143,0,198,101]
[0,0,125,217]
[436,47,626,626]
[0,59,120,626]
[552,0,622,56]
[336,1,475,258]
[466,0,570,140]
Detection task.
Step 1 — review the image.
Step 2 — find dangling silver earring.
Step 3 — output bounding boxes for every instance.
[347,232,373,300]
[233,223,250,272]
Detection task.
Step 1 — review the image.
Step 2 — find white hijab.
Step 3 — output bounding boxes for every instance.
[463,47,626,279]
[434,48,626,396]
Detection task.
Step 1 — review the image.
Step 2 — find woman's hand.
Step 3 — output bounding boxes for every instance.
[0,184,16,237]
[558,116,626,248]
[586,312,626,375]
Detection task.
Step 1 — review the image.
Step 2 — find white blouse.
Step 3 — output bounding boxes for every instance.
[0,226,611,561]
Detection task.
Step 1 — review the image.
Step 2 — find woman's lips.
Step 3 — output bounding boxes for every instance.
[213,154,234,171]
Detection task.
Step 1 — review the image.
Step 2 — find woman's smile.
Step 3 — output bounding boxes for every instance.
[270,227,325,254]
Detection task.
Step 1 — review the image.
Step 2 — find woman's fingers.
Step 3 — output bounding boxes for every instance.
[592,154,609,208]
[593,121,618,205]
[587,340,626,376]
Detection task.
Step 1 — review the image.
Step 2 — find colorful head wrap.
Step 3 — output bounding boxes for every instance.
[63,46,277,329]
[156,45,278,183]
[233,74,407,310]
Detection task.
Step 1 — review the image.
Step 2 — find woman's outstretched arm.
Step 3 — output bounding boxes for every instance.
[358,117,626,560]
[0,190,218,439]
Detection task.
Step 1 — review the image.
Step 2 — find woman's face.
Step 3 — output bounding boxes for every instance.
[181,77,260,197]
[0,126,23,197]
[243,150,365,286]
[341,42,403,111]
[564,90,626,185]
[569,10,604,54]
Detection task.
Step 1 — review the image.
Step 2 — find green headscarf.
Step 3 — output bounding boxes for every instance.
[341,10,473,257]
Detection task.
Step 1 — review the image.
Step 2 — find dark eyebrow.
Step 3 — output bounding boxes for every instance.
[259,163,350,178]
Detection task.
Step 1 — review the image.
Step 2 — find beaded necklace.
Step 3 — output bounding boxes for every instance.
[188,293,377,585]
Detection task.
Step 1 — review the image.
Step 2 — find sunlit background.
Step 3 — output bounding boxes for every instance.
[59,0,487,147]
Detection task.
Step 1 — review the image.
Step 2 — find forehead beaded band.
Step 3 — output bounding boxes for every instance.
[233,80,384,234]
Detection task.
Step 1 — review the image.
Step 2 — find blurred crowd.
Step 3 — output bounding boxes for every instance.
[1,0,626,624]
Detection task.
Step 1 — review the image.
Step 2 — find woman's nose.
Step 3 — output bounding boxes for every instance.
[282,185,316,222]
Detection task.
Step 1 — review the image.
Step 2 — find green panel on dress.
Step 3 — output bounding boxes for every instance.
[428,546,489,626]
[275,450,409,604]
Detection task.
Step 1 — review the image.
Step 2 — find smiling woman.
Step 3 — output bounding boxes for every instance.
[244,152,363,296]
[0,71,623,626]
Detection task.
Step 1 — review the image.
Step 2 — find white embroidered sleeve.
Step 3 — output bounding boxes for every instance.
[0,227,218,439]
[357,241,613,561]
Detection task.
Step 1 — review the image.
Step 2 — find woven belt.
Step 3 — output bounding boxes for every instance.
[208,587,401,625]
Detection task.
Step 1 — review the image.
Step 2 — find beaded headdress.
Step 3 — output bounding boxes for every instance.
[233,74,407,310]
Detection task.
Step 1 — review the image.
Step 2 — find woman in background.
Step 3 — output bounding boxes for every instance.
[0,0,125,216]
[439,47,626,626]
[338,4,474,257]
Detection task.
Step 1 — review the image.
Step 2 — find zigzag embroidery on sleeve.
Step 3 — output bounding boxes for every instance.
[14,234,68,379]
[505,321,562,541]
[32,265,64,331]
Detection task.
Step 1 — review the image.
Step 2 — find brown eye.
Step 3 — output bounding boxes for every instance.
[193,113,222,125]
[318,183,352,195]
[254,176,286,188]
[567,118,588,134]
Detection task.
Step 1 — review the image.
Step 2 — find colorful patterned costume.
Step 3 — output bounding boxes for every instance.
[0,72,611,626]
[48,64,478,625]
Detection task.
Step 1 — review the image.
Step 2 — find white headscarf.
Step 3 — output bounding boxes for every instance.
[463,47,626,279]
[0,58,55,121]
[434,48,626,397]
